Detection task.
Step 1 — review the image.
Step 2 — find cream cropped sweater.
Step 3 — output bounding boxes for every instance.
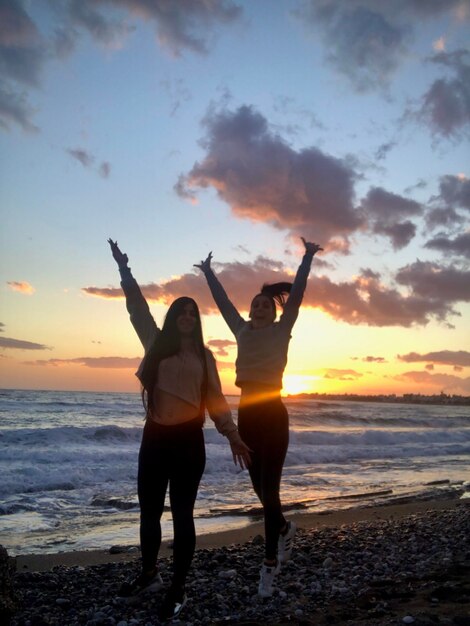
[202,253,314,390]
[119,267,237,437]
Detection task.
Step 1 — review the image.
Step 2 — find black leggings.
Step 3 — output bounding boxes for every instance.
[137,417,205,591]
[237,398,289,561]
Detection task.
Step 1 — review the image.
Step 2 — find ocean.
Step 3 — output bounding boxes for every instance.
[1,389,469,556]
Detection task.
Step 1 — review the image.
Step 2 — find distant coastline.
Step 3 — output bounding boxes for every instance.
[286,391,470,406]
[1,388,469,406]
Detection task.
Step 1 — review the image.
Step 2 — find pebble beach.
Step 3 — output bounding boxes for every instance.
[8,498,470,626]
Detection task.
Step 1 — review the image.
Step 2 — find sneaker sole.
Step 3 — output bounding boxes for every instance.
[159,594,188,622]
[278,522,297,563]
[118,576,164,601]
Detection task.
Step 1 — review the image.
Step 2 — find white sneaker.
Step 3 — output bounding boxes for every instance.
[278,520,297,563]
[258,561,280,598]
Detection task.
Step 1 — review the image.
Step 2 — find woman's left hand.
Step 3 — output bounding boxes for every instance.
[228,432,252,469]
[301,237,323,256]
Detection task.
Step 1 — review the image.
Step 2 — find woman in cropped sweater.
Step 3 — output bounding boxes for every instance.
[195,238,322,598]
[108,239,250,621]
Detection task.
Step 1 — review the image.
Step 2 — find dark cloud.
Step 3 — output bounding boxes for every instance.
[99,161,111,178]
[0,336,50,350]
[66,147,95,168]
[418,50,470,138]
[374,141,397,161]
[294,1,408,92]
[362,187,423,220]
[160,77,191,116]
[0,82,38,131]
[66,0,133,48]
[314,271,457,326]
[176,105,362,248]
[206,338,236,357]
[361,186,423,249]
[425,364,434,370]
[294,1,468,92]
[404,179,427,194]
[66,148,112,177]
[373,220,417,250]
[425,207,464,230]
[395,260,470,302]
[351,355,387,363]
[0,322,4,331]
[0,0,46,86]
[323,368,363,381]
[437,174,470,211]
[397,350,470,367]
[24,356,141,368]
[65,0,242,56]
[84,255,465,327]
[394,370,470,394]
[424,232,470,258]
[0,0,46,131]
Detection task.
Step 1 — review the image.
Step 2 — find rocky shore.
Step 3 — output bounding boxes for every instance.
[9,504,470,626]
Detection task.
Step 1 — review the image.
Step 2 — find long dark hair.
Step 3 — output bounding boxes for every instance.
[140,297,208,419]
[252,282,292,317]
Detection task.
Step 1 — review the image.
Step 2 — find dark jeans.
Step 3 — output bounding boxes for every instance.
[238,398,289,560]
[137,416,205,591]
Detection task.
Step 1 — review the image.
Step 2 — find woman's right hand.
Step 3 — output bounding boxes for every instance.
[301,237,323,256]
[108,238,129,268]
[194,251,212,274]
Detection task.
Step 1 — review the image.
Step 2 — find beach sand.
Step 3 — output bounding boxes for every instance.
[9,497,470,625]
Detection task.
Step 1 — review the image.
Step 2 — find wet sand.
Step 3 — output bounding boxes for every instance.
[15,496,464,572]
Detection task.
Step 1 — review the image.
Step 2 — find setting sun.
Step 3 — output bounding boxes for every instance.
[282,374,320,396]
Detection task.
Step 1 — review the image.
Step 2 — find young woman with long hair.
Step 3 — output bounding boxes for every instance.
[195,237,322,598]
[108,239,250,621]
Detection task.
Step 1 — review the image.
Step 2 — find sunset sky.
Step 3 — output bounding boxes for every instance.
[1,0,469,396]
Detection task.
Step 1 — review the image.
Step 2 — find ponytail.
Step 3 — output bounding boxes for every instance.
[260,282,292,309]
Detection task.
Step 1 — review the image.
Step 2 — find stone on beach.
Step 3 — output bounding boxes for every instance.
[9,504,470,625]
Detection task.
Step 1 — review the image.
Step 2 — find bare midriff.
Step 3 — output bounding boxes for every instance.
[239,381,281,407]
[149,388,200,425]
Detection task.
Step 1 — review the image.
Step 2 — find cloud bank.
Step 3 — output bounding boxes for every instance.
[0,336,50,350]
[84,255,469,328]
[395,370,470,394]
[397,350,470,367]
[24,356,141,368]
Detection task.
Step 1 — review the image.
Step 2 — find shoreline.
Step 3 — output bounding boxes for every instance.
[14,496,465,572]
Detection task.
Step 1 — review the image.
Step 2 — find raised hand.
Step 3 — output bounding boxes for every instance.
[194,251,213,274]
[108,238,129,268]
[301,237,323,256]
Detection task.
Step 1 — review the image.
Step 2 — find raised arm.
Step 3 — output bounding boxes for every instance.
[280,237,323,330]
[194,252,245,336]
[108,239,159,351]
